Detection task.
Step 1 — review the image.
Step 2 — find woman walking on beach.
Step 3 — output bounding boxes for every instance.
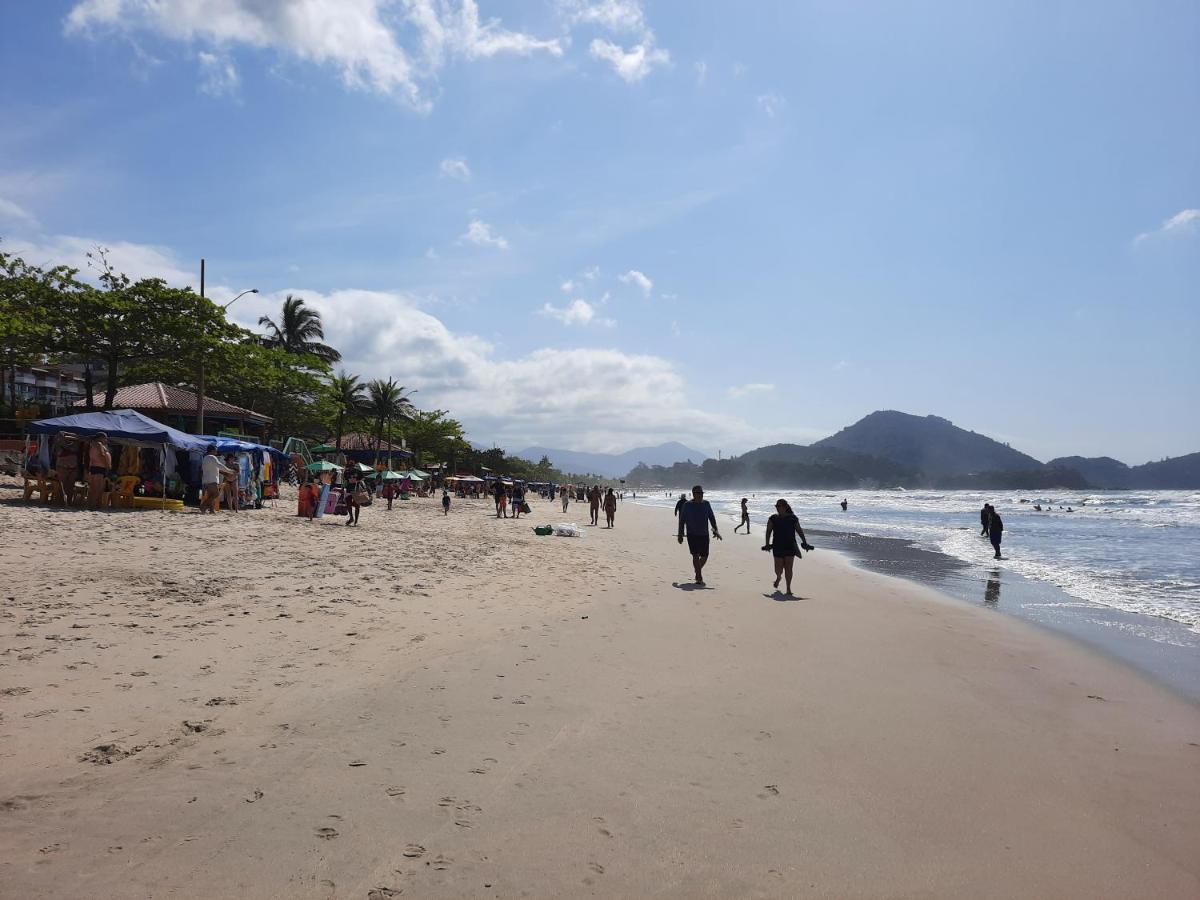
[561,488,570,514]
[734,497,750,534]
[763,499,814,595]
[344,472,362,526]
[604,487,617,527]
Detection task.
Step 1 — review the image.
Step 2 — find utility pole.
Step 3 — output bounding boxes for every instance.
[196,259,206,435]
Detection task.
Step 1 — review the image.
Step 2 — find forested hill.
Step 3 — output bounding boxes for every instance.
[623,411,1198,489]
[812,411,1041,478]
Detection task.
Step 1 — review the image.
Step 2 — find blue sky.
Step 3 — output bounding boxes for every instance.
[2,1,1197,463]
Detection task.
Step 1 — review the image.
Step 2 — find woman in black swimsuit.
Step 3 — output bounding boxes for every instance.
[763,499,813,595]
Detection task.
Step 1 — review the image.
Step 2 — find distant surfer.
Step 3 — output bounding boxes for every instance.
[734,498,751,534]
[840,498,848,511]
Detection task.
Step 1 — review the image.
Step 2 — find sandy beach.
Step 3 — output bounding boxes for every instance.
[1,486,1198,899]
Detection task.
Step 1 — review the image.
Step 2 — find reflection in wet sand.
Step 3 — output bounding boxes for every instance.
[985,570,1001,606]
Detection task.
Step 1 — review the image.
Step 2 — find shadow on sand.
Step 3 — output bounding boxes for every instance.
[763,591,807,602]
[672,582,711,592]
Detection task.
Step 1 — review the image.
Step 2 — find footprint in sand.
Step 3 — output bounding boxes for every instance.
[402,843,426,858]
[367,889,401,899]
[385,786,406,798]
[757,785,780,799]
[314,827,339,840]
[588,862,605,874]
[428,854,452,871]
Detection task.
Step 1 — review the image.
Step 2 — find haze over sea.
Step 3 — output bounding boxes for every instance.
[637,489,1200,639]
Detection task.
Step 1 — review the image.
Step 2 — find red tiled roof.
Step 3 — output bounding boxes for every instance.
[337,432,409,453]
[74,382,271,423]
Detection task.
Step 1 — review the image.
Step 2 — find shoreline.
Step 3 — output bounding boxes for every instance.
[635,494,1200,704]
[2,490,1198,897]
[808,527,1200,704]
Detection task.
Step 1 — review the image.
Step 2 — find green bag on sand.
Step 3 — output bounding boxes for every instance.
[533,526,554,536]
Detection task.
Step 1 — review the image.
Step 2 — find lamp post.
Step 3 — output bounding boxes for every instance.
[196,257,257,435]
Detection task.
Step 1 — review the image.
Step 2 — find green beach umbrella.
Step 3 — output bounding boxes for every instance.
[305,460,343,473]
[349,461,374,473]
[408,468,429,478]
[309,443,336,454]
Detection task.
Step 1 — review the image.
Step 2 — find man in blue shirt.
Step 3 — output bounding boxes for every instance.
[677,484,722,585]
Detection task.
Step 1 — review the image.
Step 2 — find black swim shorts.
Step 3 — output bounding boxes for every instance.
[686,534,710,557]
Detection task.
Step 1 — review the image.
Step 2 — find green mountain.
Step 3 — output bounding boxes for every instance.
[1046,456,1133,488]
[812,411,1042,478]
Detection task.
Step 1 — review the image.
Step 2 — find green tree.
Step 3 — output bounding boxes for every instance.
[258,294,341,364]
[0,248,74,413]
[366,377,416,467]
[329,370,367,452]
[403,409,470,467]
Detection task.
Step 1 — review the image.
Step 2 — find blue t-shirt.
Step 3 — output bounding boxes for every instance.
[678,499,717,536]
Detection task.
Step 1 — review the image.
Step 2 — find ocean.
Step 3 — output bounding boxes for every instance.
[635,488,1200,640]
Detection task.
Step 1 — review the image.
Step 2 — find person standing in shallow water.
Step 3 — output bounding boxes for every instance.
[677,485,722,585]
[980,503,992,535]
[763,499,814,595]
[988,508,1004,559]
[734,498,751,534]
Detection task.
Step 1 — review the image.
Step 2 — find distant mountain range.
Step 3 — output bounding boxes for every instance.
[624,411,1200,489]
[515,441,709,479]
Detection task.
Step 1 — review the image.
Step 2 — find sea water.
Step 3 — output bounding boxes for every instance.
[637,489,1200,637]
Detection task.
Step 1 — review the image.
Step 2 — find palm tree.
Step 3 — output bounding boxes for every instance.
[329,370,367,453]
[366,377,417,468]
[258,294,341,364]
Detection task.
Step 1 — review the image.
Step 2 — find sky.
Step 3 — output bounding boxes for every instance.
[1,1,1197,464]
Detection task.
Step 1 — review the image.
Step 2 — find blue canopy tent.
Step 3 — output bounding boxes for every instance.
[28,409,206,510]
[28,410,283,510]
[29,409,207,449]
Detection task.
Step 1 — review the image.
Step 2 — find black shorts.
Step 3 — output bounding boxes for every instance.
[686,534,710,557]
[772,544,799,559]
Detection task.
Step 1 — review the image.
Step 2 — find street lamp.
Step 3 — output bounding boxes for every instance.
[196,258,258,435]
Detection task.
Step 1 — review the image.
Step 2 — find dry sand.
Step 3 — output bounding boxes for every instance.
[1,485,1198,899]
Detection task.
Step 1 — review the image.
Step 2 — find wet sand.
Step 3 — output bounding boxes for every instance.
[1,486,1198,898]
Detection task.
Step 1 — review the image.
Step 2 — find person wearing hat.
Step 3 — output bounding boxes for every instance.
[86,433,112,510]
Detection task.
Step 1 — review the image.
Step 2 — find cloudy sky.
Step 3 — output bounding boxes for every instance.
[2,1,1197,462]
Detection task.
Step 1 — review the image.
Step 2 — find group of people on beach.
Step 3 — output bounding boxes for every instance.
[674,486,814,593]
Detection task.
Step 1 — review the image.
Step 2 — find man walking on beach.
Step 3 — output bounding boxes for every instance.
[677,484,721,585]
[988,507,1004,559]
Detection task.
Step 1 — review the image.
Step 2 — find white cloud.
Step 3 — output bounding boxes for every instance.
[564,1,668,82]
[425,246,440,259]
[727,383,775,398]
[1134,208,1200,244]
[65,0,561,111]
[460,218,508,249]
[439,156,471,181]
[589,38,668,82]
[583,265,599,280]
[198,51,239,97]
[540,298,613,327]
[757,92,785,118]
[618,268,653,296]
[560,279,576,292]
[0,197,38,226]
[560,0,649,34]
[2,233,199,287]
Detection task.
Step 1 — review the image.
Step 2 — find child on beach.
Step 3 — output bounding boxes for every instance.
[442,489,451,515]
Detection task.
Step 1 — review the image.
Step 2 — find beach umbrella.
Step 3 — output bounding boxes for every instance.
[408,468,430,478]
[306,460,343,473]
[349,461,374,473]
[309,443,337,454]
[380,470,405,481]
